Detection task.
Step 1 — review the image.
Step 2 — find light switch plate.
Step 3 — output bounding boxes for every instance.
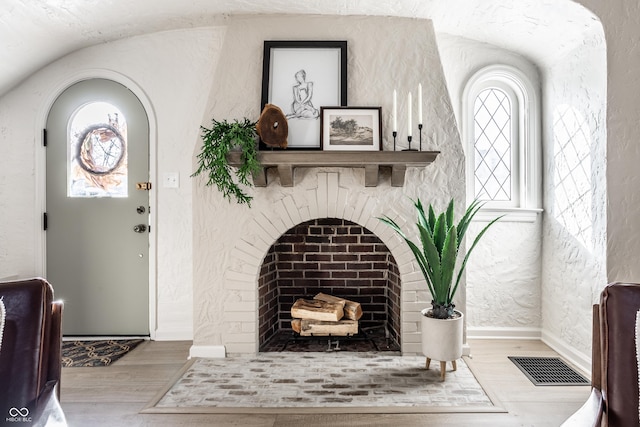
[163,172,179,188]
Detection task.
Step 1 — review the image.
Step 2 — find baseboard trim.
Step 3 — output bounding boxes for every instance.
[189,345,226,359]
[467,326,542,340]
[154,328,193,341]
[462,342,471,356]
[541,329,591,377]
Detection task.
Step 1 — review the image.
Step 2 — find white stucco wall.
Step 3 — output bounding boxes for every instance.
[0,85,38,279]
[0,27,224,339]
[577,1,640,284]
[192,14,466,355]
[540,21,607,367]
[437,34,543,336]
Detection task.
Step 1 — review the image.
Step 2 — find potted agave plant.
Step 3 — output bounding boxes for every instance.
[379,198,501,380]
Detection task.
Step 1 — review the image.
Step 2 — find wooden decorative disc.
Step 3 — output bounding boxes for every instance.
[257,103,288,148]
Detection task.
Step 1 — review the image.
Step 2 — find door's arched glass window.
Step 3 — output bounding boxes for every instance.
[473,87,514,202]
[68,102,128,198]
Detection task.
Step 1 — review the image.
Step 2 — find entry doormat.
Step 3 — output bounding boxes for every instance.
[62,339,144,367]
[143,352,504,414]
[508,356,589,386]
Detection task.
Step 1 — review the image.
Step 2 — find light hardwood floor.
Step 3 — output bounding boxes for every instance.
[60,339,590,426]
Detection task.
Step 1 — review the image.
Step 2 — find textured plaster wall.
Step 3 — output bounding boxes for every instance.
[540,22,607,361]
[192,14,465,354]
[437,34,542,333]
[577,0,640,283]
[0,86,37,279]
[0,27,223,339]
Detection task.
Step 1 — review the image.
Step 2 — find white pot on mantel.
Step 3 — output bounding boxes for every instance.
[420,307,464,362]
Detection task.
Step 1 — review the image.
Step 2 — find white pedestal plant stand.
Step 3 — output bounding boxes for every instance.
[421,308,464,381]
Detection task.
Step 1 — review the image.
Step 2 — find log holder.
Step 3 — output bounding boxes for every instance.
[280,323,386,352]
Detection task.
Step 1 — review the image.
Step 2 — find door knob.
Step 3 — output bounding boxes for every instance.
[133,224,147,233]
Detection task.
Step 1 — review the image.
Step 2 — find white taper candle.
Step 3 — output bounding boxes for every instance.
[393,89,397,133]
[418,83,423,125]
[408,92,412,137]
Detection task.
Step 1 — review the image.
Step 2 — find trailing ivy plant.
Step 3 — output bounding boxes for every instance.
[192,118,261,206]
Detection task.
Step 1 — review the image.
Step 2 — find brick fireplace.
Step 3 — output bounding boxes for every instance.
[191,169,466,358]
[257,218,401,351]
[190,15,466,359]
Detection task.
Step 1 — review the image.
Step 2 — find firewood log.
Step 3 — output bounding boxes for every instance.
[291,318,302,334]
[291,298,344,322]
[291,318,358,336]
[314,293,362,321]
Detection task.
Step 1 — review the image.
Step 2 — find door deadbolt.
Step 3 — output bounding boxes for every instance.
[136,206,146,214]
[133,224,147,233]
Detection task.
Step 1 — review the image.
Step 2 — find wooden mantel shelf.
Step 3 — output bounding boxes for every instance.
[227,150,439,187]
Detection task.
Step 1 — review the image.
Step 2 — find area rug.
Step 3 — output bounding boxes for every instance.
[62,339,144,367]
[143,352,504,414]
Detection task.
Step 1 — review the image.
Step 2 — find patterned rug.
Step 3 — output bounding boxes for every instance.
[143,352,504,414]
[62,339,144,367]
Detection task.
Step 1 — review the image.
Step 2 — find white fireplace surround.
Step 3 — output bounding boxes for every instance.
[190,171,468,358]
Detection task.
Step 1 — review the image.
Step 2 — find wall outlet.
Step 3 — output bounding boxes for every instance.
[163,172,180,188]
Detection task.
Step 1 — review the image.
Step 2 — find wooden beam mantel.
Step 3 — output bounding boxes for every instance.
[226,150,439,187]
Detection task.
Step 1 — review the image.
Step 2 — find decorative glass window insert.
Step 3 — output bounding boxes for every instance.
[68,102,128,197]
[473,88,513,201]
[553,104,592,249]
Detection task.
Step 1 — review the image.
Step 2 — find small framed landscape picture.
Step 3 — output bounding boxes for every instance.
[320,107,382,151]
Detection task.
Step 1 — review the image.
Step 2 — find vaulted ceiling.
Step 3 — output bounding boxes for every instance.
[0,0,600,97]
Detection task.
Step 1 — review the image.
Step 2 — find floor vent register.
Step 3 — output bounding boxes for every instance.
[508,356,589,386]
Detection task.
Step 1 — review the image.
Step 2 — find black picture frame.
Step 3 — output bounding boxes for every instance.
[260,40,347,150]
[320,107,382,151]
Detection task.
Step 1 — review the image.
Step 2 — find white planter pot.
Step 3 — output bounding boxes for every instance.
[420,308,464,362]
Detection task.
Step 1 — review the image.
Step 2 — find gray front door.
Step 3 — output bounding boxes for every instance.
[46,78,150,336]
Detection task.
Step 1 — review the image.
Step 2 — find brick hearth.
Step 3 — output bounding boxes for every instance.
[258,218,401,350]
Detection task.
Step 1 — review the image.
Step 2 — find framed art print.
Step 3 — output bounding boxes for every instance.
[320,107,382,151]
[261,40,347,150]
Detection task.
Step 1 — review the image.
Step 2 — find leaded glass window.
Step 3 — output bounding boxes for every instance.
[473,88,512,202]
[553,104,592,248]
[463,65,540,217]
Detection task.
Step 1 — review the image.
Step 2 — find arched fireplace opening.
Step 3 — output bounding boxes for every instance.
[258,218,401,351]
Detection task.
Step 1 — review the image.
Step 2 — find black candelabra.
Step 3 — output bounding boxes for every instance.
[391,126,424,151]
[403,135,416,151]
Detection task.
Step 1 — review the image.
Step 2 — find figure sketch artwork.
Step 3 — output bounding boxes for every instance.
[286,69,319,120]
[261,41,347,149]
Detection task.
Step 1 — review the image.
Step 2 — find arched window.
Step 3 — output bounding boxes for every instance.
[463,65,541,219]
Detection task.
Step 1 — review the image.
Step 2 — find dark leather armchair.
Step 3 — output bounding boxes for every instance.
[0,277,65,425]
[563,282,640,427]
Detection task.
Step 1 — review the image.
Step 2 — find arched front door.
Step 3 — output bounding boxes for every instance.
[46,78,150,336]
